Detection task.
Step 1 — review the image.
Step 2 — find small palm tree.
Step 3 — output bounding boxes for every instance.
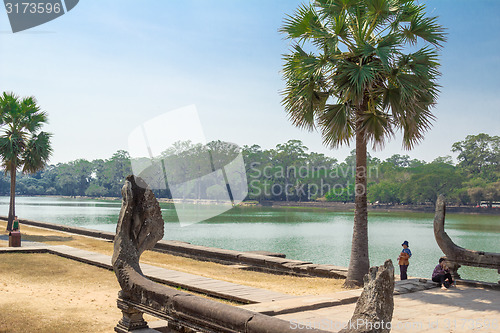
[0,92,53,231]
[281,0,445,286]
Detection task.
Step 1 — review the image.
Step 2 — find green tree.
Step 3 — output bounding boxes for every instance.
[95,150,132,197]
[72,159,93,195]
[55,163,79,196]
[484,181,500,208]
[385,154,411,168]
[325,182,354,202]
[85,183,108,197]
[274,140,308,201]
[401,162,461,204]
[281,0,445,286]
[368,180,400,204]
[0,92,52,231]
[452,133,500,181]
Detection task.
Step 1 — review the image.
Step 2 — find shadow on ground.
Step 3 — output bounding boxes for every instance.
[397,286,500,313]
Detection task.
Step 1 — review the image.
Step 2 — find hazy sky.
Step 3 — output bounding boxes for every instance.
[1,0,499,165]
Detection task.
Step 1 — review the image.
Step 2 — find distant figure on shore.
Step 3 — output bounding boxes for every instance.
[398,240,411,280]
[432,258,454,290]
[12,216,20,231]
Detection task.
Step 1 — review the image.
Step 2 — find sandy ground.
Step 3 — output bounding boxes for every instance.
[0,253,161,333]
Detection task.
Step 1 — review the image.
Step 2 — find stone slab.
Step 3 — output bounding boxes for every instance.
[245,250,286,258]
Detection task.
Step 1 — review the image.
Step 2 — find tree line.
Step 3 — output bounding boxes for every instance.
[1,133,498,207]
[368,133,499,207]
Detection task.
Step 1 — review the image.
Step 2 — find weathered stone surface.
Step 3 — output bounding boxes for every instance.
[247,313,316,333]
[321,264,348,272]
[291,263,320,273]
[263,256,292,268]
[112,175,164,293]
[281,260,314,268]
[329,270,349,279]
[156,240,243,263]
[171,294,253,332]
[237,253,277,265]
[245,250,286,258]
[339,260,395,333]
[241,295,347,316]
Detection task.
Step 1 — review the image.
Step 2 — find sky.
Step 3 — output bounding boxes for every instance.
[0,0,499,165]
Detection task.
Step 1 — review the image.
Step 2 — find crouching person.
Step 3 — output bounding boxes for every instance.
[432,258,454,290]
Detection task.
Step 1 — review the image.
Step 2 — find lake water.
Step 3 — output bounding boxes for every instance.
[2,196,499,283]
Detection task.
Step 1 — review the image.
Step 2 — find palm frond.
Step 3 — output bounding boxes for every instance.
[334,59,382,103]
[22,131,53,174]
[280,4,317,42]
[283,44,331,79]
[374,33,400,67]
[319,103,355,148]
[315,0,361,19]
[282,78,330,131]
[364,0,392,37]
[0,132,25,171]
[399,106,435,149]
[405,47,440,79]
[401,13,446,47]
[360,109,394,149]
[282,44,333,131]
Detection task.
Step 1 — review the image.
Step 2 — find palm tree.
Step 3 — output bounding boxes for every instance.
[0,92,53,231]
[281,0,445,286]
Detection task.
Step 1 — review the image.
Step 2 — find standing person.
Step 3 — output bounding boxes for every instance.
[432,258,454,290]
[398,240,412,280]
[12,216,20,231]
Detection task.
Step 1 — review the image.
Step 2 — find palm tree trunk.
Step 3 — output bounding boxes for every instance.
[6,168,16,231]
[344,114,370,287]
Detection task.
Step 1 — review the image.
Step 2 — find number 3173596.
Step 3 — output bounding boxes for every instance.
[5,2,62,14]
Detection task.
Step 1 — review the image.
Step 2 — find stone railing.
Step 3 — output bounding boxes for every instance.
[434,194,500,283]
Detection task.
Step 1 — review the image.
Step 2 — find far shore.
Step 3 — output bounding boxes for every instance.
[5,195,500,215]
[261,200,500,215]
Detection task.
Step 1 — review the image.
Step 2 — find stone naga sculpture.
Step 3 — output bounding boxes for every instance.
[434,194,500,282]
[112,175,165,331]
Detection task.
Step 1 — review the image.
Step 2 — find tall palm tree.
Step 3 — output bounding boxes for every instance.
[281,0,445,286]
[0,92,53,231]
